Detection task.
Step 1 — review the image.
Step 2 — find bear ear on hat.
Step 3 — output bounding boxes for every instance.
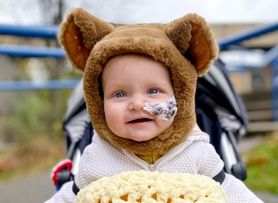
[58,8,114,71]
[165,13,218,76]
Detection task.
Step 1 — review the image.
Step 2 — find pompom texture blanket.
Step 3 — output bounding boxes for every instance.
[76,171,226,203]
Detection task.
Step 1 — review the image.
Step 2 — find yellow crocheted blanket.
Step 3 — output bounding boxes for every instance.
[76,171,226,203]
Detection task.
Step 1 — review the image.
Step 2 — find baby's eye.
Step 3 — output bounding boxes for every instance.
[114,91,126,98]
[147,88,160,94]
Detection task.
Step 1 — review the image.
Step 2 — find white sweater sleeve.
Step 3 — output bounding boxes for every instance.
[44,181,76,203]
[222,174,263,203]
[196,142,263,203]
[197,142,224,177]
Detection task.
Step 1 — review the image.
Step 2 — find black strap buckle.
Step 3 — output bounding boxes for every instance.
[213,168,226,184]
[72,182,80,195]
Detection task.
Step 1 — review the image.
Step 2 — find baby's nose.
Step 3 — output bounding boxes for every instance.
[128,95,145,111]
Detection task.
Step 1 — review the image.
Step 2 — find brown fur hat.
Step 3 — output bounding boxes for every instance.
[59,8,218,156]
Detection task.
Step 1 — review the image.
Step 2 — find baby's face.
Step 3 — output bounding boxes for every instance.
[102,54,175,142]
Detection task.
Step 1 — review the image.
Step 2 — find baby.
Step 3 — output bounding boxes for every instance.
[102,54,176,143]
[46,8,262,203]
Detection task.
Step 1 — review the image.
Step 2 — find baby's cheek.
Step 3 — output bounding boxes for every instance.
[104,103,115,123]
[157,119,174,133]
[104,103,124,131]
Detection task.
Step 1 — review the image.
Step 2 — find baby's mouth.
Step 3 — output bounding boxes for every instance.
[127,118,153,124]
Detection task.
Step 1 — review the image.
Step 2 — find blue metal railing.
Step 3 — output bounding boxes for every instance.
[271,58,278,120]
[0,45,65,58]
[1,22,278,91]
[0,80,79,90]
[218,23,278,50]
[0,22,278,59]
[0,24,69,91]
[0,24,58,39]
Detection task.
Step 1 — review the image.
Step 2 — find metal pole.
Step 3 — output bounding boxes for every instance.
[271,58,278,121]
[219,23,278,50]
[0,24,58,39]
[0,45,64,58]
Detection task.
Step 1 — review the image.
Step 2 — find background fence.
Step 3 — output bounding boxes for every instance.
[0,22,278,122]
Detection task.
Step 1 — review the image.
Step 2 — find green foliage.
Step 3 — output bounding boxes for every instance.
[0,135,65,181]
[0,89,70,180]
[1,89,71,143]
[243,133,278,194]
[0,56,80,181]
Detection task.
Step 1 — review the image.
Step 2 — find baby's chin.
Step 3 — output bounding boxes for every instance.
[109,127,159,142]
[124,133,159,142]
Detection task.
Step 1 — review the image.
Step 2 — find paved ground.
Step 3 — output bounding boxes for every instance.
[0,172,55,203]
[256,192,278,203]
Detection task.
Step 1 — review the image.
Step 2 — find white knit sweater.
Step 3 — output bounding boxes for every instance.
[46,125,262,203]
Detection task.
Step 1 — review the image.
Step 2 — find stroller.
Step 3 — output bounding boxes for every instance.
[51,59,248,190]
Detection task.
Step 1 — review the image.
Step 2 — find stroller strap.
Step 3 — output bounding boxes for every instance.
[72,182,80,195]
[72,169,226,195]
[212,168,226,184]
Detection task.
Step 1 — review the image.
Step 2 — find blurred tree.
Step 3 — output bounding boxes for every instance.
[39,0,69,131]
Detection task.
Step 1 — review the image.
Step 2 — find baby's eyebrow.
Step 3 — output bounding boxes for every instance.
[103,80,124,89]
[103,84,128,95]
[146,80,170,85]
